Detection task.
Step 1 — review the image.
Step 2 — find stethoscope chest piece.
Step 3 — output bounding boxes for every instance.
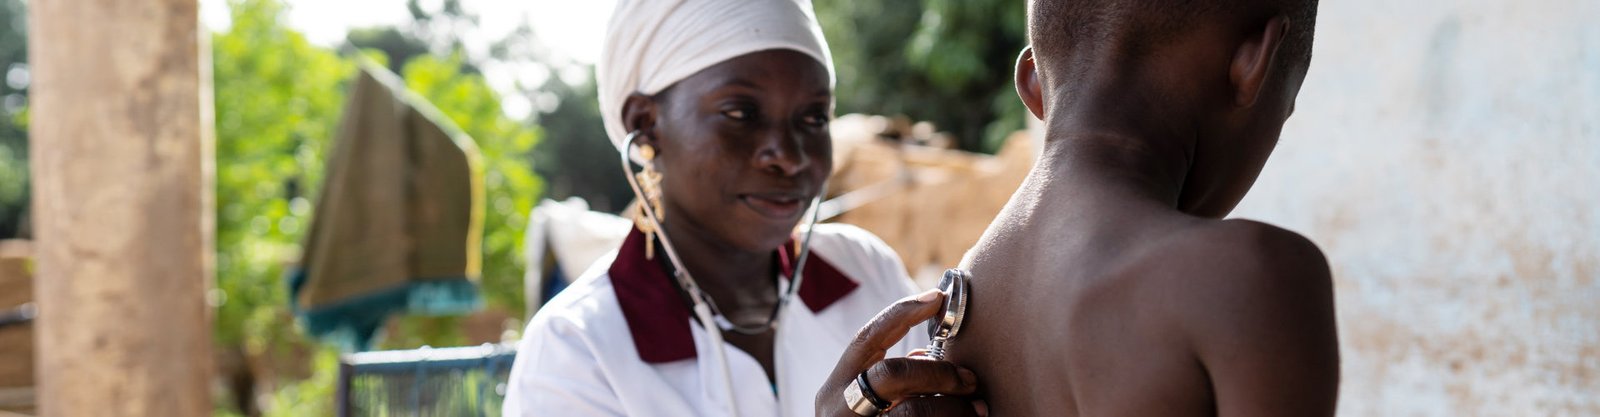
[924,268,971,360]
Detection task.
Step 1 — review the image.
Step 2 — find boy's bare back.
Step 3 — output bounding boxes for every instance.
[940,0,1339,415]
[950,175,1338,416]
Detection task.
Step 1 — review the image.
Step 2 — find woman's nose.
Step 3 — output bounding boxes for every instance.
[754,126,809,177]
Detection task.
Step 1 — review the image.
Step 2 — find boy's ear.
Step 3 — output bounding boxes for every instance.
[1014,46,1046,120]
[1230,16,1290,108]
[621,92,661,148]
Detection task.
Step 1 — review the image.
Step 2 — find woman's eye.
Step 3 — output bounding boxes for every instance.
[722,108,751,120]
[802,113,828,127]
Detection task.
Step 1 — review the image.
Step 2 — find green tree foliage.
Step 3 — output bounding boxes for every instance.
[814,0,1028,153]
[0,0,29,239]
[210,0,542,413]
[529,71,633,213]
[212,0,354,351]
[211,0,352,413]
[479,21,633,214]
[344,0,479,77]
[345,26,430,75]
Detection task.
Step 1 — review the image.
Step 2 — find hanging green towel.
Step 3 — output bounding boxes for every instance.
[290,61,486,351]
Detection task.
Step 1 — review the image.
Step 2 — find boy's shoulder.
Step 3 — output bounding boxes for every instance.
[1125,218,1341,409]
[1140,218,1331,289]
[1129,217,1338,359]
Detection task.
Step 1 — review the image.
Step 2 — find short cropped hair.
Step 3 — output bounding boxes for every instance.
[1028,0,1318,81]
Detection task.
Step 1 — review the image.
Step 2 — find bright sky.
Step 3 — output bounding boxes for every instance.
[200,0,617,118]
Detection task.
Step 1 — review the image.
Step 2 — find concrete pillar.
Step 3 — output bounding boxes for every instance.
[27,0,213,415]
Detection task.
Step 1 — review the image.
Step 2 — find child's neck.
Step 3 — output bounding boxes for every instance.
[1032,104,1197,215]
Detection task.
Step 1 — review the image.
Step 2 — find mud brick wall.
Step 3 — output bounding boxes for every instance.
[0,253,34,414]
[0,255,31,389]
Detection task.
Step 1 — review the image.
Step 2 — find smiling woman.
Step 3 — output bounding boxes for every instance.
[631,50,834,253]
[498,1,981,416]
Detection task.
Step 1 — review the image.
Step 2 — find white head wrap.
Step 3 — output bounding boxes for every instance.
[597,0,836,152]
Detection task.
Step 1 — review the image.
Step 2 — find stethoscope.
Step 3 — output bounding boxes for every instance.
[619,130,825,417]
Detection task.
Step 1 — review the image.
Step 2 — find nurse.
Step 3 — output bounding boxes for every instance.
[501,0,982,416]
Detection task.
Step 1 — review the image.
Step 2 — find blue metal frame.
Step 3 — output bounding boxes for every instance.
[337,343,519,417]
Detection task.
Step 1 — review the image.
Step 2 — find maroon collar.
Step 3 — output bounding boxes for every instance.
[608,227,859,363]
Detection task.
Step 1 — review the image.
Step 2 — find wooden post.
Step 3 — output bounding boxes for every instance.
[27,0,213,415]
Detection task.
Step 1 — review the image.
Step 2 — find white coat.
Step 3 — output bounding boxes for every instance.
[503,223,924,417]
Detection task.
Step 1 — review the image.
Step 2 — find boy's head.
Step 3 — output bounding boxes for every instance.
[1017,0,1319,217]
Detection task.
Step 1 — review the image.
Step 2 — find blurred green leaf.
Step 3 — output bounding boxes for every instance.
[814,0,1028,153]
[0,0,29,239]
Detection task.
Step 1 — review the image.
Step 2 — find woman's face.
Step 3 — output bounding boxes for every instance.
[634,49,833,253]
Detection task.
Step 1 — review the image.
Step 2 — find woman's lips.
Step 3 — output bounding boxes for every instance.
[740,194,804,220]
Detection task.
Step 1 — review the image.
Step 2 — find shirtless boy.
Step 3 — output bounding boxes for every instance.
[818,0,1339,416]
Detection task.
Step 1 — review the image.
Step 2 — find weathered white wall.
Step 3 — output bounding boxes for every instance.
[1230,0,1600,415]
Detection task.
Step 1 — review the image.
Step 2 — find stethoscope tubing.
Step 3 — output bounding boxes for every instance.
[618,131,824,416]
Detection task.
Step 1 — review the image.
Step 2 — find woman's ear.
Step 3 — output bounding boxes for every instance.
[621,92,661,148]
[1229,16,1289,108]
[1014,47,1046,120]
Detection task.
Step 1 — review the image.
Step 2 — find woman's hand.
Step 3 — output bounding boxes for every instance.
[816,290,987,417]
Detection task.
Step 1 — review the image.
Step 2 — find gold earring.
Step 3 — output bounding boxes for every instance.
[634,144,665,259]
